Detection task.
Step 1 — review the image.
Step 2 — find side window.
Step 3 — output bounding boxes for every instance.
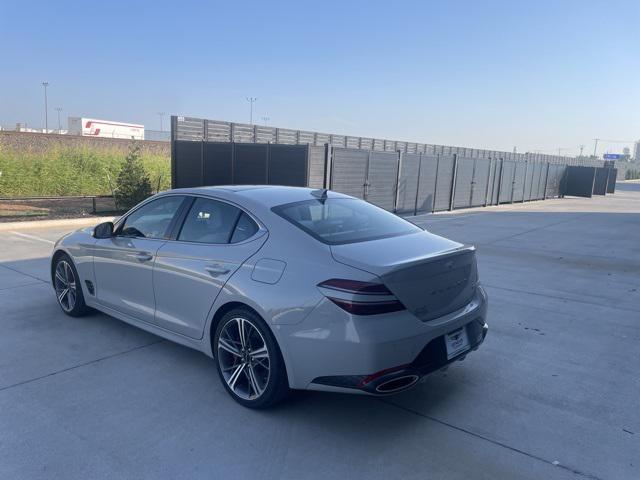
[178,198,241,244]
[230,212,259,243]
[120,196,185,239]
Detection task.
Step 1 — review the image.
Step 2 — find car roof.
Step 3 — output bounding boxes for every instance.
[165,185,352,209]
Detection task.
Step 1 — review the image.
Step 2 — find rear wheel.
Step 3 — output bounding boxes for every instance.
[214,308,289,408]
[53,254,90,317]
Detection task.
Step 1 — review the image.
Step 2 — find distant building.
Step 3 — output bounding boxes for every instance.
[634,141,640,162]
[68,117,144,140]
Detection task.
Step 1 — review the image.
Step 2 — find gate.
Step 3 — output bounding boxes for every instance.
[416,155,439,214]
[329,147,398,211]
[523,162,534,201]
[499,161,515,203]
[433,155,456,211]
[606,169,617,193]
[565,166,596,197]
[471,158,491,207]
[396,153,421,214]
[367,151,400,211]
[592,167,609,195]
[330,148,368,199]
[453,157,475,209]
[512,162,526,202]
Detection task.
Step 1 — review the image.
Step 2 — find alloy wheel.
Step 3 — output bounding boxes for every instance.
[217,317,271,400]
[54,260,77,312]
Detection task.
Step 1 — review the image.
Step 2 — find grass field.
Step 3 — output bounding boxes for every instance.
[0,144,170,197]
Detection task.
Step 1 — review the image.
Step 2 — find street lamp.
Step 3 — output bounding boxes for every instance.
[246,97,258,124]
[42,81,49,131]
[261,116,270,126]
[157,112,165,132]
[54,107,62,133]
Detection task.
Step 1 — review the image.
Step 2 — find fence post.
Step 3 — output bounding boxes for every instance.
[522,161,528,203]
[484,158,492,207]
[432,154,440,213]
[496,158,504,204]
[510,161,517,203]
[414,153,423,216]
[324,144,333,189]
[449,154,458,211]
[393,151,402,213]
[200,140,205,187]
[170,115,178,189]
[469,158,477,206]
[543,163,550,200]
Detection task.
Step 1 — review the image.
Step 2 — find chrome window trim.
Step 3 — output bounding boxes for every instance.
[115,192,267,246]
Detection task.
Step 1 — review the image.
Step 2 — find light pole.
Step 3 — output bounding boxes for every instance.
[54,107,62,132]
[261,116,270,126]
[42,81,49,131]
[593,138,599,157]
[157,112,165,131]
[579,144,585,157]
[246,97,258,124]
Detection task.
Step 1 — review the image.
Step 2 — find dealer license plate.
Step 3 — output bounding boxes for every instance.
[445,327,470,360]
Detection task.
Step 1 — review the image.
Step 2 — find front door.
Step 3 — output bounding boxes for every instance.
[93,195,186,323]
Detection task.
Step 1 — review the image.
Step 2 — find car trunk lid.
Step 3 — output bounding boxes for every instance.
[330,231,478,321]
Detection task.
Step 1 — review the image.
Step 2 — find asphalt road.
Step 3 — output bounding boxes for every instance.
[1,185,639,480]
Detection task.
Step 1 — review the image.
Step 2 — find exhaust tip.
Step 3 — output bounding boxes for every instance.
[375,374,419,394]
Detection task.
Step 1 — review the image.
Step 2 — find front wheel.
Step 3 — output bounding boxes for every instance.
[214,308,289,408]
[53,253,90,317]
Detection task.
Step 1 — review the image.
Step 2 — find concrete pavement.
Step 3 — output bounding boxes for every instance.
[0,185,638,479]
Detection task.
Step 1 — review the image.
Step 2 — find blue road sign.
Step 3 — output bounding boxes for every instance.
[603,154,622,160]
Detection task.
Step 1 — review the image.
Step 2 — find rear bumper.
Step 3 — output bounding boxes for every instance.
[276,286,488,391]
[312,319,488,394]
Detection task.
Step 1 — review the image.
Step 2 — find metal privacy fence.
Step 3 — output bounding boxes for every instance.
[172,116,604,167]
[171,116,614,215]
[326,148,569,215]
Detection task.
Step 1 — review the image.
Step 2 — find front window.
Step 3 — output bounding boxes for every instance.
[120,196,185,239]
[273,198,421,245]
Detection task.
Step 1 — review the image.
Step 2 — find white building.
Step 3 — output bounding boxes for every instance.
[68,117,144,140]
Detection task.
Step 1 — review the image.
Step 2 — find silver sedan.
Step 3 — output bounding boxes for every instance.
[51,186,488,408]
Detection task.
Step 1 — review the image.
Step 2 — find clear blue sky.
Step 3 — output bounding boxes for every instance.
[1,0,638,156]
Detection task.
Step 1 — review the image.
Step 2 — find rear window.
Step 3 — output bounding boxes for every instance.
[272,198,421,245]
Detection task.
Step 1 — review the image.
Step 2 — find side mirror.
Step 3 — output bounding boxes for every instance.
[93,221,114,239]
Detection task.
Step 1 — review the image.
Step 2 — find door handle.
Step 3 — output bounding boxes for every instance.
[130,252,153,262]
[205,264,230,276]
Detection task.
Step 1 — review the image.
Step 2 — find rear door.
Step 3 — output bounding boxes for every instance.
[152,196,267,338]
[93,195,187,323]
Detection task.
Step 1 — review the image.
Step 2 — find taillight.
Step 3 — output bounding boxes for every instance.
[317,279,406,315]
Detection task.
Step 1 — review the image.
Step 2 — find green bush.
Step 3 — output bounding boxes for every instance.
[0,144,170,197]
[625,169,640,180]
[114,145,153,210]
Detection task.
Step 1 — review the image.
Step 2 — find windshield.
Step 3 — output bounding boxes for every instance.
[272,198,422,245]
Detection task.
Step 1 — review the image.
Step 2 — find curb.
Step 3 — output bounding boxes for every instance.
[0,216,117,232]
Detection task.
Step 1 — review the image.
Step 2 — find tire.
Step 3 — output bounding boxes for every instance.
[214,308,290,408]
[53,253,90,317]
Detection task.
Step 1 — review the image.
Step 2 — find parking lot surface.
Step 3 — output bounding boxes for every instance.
[1,185,638,480]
